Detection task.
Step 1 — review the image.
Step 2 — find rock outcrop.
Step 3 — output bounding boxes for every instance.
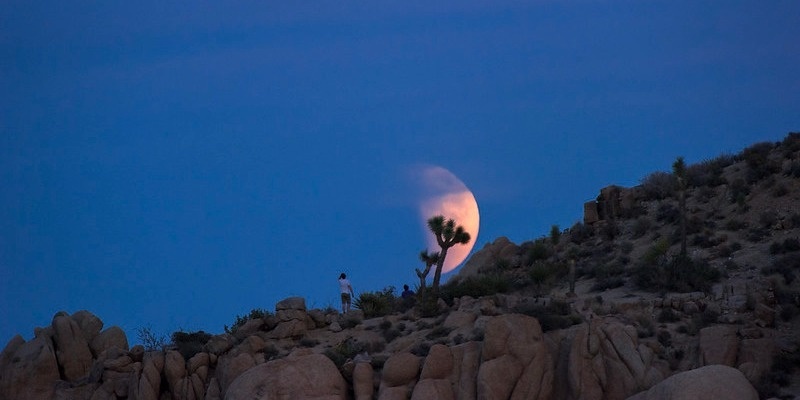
[626,364,758,400]
[0,300,770,400]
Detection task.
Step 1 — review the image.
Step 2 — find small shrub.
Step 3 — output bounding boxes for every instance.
[383,328,402,343]
[632,217,652,239]
[759,210,778,228]
[324,338,366,368]
[171,330,212,360]
[425,326,453,340]
[728,178,750,204]
[225,308,271,334]
[439,274,511,305]
[762,255,800,284]
[657,330,672,347]
[658,308,681,323]
[724,218,747,231]
[656,203,679,224]
[599,221,620,241]
[641,171,676,200]
[785,160,800,178]
[780,305,799,322]
[410,341,432,357]
[136,326,168,351]
[772,183,789,197]
[513,299,579,332]
[299,337,319,347]
[636,315,655,338]
[354,287,397,318]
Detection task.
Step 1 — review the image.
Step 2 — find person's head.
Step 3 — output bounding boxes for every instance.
[403,284,409,290]
[339,273,346,279]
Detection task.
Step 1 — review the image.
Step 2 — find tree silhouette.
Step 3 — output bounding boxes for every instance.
[426,215,472,293]
[416,250,440,290]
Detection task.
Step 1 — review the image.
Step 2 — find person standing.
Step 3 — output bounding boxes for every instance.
[338,273,354,314]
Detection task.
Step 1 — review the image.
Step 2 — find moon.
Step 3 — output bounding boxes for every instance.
[415,165,480,273]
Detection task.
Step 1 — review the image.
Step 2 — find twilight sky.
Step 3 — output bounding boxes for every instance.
[2,1,798,345]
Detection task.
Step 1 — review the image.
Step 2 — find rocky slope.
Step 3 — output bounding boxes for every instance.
[2,132,798,399]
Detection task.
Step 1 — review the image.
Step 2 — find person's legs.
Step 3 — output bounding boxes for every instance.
[341,293,350,314]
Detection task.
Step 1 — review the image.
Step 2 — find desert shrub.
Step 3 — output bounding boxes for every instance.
[761,255,800,284]
[355,287,397,318]
[657,330,672,347]
[525,240,551,264]
[785,160,800,178]
[591,276,626,292]
[686,155,732,187]
[781,132,800,153]
[528,261,568,295]
[569,222,594,244]
[656,203,679,224]
[620,241,634,254]
[513,299,580,332]
[632,217,652,239]
[657,308,680,323]
[741,141,778,182]
[439,274,511,305]
[723,218,747,231]
[635,254,721,293]
[746,228,770,243]
[636,315,655,338]
[382,328,402,343]
[425,326,453,340]
[756,343,800,397]
[599,221,620,241]
[299,337,319,347]
[771,183,789,197]
[171,330,212,360]
[780,305,799,322]
[225,308,271,334]
[759,210,779,228]
[770,238,800,254]
[641,171,675,200]
[136,326,168,351]
[728,178,750,204]
[410,341,432,357]
[324,338,366,368]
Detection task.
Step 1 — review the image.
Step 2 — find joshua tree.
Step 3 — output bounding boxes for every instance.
[416,250,440,290]
[427,215,472,293]
[673,156,688,257]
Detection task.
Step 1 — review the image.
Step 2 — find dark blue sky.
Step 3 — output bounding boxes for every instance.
[2,1,798,345]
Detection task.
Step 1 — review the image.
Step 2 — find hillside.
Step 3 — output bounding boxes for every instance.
[1,132,799,400]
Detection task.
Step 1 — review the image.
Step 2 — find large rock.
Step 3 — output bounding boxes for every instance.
[456,237,519,279]
[478,314,553,400]
[450,341,481,400]
[560,318,663,400]
[52,312,94,381]
[225,349,347,400]
[699,325,738,366]
[0,335,60,399]
[71,310,104,343]
[626,365,758,400]
[130,351,164,400]
[381,352,421,388]
[353,361,374,400]
[91,326,129,356]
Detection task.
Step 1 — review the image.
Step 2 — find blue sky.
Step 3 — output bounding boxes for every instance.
[2,1,798,345]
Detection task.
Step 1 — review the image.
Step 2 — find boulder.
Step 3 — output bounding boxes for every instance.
[0,335,60,400]
[626,365,758,400]
[478,314,553,400]
[420,344,453,380]
[450,341,481,400]
[411,378,453,400]
[90,326,129,356]
[699,325,738,366]
[71,310,104,342]
[52,312,94,381]
[130,351,164,400]
[381,352,421,387]
[225,349,347,400]
[353,361,374,400]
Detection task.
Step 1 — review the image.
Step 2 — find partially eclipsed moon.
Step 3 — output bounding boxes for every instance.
[416,165,480,273]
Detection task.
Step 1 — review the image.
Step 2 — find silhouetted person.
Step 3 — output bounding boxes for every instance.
[401,284,414,299]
